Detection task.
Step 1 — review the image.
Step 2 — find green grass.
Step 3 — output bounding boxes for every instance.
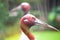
[33,31,60,40]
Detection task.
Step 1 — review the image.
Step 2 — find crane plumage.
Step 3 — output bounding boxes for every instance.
[19,31,29,40]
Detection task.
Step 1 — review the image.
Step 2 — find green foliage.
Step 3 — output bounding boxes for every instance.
[20,0,30,3]
[48,6,60,29]
[0,2,9,24]
[33,31,60,40]
[48,11,56,21]
[0,0,20,38]
[30,10,41,18]
[4,10,23,26]
[18,10,23,19]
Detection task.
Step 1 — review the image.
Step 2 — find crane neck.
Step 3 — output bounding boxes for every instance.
[24,11,30,15]
[20,23,35,40]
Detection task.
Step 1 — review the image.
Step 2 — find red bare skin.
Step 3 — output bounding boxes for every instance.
[21,4,30,12]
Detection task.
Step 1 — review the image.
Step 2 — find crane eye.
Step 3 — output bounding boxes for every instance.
[24,19,28,23]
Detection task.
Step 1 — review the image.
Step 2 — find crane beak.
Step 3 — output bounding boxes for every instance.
[11,5,21,12]
[35,18,59,31]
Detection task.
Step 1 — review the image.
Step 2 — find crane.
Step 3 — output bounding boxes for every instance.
[18,2,59,40]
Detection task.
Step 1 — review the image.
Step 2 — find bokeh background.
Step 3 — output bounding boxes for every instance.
[0,0,60,40]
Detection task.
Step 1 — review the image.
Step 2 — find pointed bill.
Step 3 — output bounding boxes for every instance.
[35,18,59,31]
[11,5,21,12]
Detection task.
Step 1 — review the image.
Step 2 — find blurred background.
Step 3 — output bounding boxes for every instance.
[0,0,60,40]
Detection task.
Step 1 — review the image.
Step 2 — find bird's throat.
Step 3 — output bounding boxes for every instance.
[20,24,35,40]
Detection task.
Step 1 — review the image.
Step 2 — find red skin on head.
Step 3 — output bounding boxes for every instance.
[21,2,31,13]
[20,15,35,28]
[21,4,30,12]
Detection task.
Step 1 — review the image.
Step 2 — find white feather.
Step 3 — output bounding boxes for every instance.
[19,31,29,40]
[19,31,37,40]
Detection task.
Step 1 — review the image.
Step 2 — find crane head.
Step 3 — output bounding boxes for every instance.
[20,2,31,12]
[11,2,30,13]
[20,14,59,40]
[20,14,59,31]
[20,14,36,28]
[20,14,38,40]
